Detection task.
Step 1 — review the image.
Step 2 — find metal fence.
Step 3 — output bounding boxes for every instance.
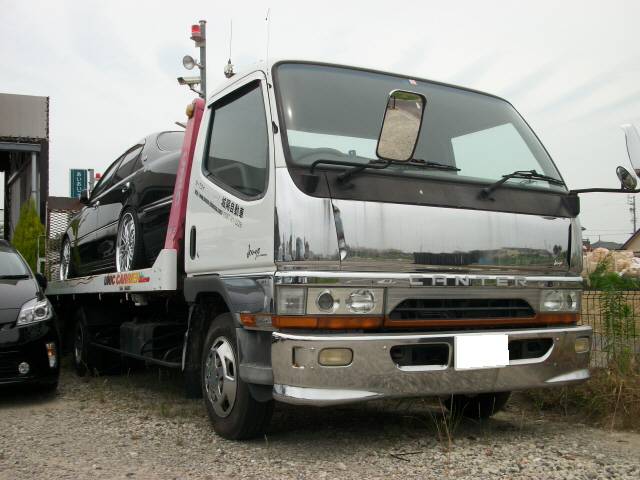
[45,207,75,281]
[581,290,640,368]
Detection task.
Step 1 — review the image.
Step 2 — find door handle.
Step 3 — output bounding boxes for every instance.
[121,182,131,194]
[190,226,196,260]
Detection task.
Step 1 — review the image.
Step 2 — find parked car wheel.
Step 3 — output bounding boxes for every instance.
[116,210,145,272]
[59,236,75,280]
[444,391,511,420]
[201,313,273,440]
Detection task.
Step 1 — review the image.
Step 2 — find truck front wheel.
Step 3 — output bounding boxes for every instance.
[201,313,273,440]
[444,391,511,420]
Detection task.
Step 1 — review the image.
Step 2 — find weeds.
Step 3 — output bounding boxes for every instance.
[525,257,640,430]
[526,368,640,430]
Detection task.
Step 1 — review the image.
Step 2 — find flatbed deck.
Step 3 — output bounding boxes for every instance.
[46,249,178,296]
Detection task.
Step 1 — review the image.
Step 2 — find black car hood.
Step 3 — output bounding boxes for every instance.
[0,278,38,325]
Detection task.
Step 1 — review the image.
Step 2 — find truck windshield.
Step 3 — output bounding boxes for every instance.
[274,63,565,191]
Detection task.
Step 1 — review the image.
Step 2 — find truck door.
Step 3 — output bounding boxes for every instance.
[185,71,274,275]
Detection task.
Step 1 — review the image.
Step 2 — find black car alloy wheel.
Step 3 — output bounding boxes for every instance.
[116,210,144,272]
[59,236,72,280]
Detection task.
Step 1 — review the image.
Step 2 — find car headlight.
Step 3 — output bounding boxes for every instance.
[16,297,53,326]
[540,290,581,312]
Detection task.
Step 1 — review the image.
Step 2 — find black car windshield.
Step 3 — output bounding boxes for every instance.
[274,63,565,191]
[0,249,30,276]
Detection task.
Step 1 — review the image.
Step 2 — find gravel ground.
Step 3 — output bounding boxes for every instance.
[1,366,639,480]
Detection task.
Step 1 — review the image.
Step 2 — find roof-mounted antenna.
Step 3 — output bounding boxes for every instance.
[224,19,234,78]
[265,8,271,66]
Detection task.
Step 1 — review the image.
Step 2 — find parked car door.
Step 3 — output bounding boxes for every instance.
[68,202,97,272]
[74,155,123,273]
[93,142,144,268]
[185,71,275,275]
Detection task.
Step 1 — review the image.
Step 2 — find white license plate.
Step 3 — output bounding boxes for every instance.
[454,334,509,370]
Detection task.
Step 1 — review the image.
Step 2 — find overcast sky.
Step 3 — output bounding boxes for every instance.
[1,0,639,243]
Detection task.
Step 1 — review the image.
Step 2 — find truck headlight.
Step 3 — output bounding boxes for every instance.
[305,288,383,315]
[276,287,384,316]
[540,290,581,312]
[17,297,53,326]
[346,289,375,314]
[316,290,338,312]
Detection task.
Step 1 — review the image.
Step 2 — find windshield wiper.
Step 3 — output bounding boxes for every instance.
[0,274,29,280]
[335,158,460,183]
[480,169,566,200]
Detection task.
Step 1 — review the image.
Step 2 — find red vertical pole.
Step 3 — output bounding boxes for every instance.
[164,98,205,252]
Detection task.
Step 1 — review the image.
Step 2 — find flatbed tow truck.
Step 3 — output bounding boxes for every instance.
[47,60,595,440]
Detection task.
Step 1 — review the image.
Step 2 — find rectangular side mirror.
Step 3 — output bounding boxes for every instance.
[376,90,425,162]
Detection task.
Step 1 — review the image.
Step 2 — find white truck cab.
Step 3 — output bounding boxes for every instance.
[49,60,596,440]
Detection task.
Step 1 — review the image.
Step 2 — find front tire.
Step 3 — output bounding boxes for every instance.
[116,210,145,272]
[444,391,511,420]
[201,314,273,440]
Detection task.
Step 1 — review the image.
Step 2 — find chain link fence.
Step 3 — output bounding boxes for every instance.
[45,203,78,281]
[581,290,640,368]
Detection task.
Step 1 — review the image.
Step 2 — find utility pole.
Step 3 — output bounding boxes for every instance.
[628,194,637,234]
[179,20,207,99]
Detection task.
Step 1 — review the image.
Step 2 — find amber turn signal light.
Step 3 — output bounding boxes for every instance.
[240,314,382,330]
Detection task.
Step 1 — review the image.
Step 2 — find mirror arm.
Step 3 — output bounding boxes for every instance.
[570,187,640,194]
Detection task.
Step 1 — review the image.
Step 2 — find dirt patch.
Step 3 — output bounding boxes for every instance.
[1,366,640,479]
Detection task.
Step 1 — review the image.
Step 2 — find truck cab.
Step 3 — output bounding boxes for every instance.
[181,60,590,434]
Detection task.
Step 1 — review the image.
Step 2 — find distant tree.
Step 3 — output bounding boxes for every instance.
[12,199,45,272]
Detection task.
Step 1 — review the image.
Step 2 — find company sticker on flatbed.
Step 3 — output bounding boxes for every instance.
[104,272,150,286]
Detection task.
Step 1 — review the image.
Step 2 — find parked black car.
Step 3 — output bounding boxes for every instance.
[59,130,184,278]
[0,240,59,390]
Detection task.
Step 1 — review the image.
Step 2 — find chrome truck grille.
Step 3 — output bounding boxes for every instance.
[388,298,535,321]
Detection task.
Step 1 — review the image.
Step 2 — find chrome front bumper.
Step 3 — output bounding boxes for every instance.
[271,325,592,406]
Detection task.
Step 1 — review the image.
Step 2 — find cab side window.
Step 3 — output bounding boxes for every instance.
[114,144,144,182]
[204,81,269,198]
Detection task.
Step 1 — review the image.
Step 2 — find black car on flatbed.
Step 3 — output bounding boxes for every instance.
[0,240,59,391]
[59,130,184,279]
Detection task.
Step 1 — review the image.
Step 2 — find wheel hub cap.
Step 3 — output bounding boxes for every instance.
[204,337,237,418]
[60,240,70,280]
[116,213,135,272]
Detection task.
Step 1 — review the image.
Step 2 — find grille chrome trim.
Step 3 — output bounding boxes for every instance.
[389,298,535,321]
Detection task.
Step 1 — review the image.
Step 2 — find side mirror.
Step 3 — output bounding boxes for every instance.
[35,272,48,290]
[622,124,640,177]
[79,189,90,205]
[376,90,425,162]
[617,166,637,191]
